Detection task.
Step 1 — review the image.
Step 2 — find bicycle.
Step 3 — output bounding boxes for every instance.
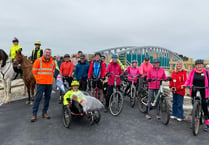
[137,75,149,113]
[126,74,141,108]
[144,78,171,125]
[183,86,208,136]
[88,77,100,100]
[106,72,124,116]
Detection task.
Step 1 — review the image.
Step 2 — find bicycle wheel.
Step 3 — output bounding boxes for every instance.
[63,106,71,128]
[160,97,170,125]
[130,87,136,108]
[192,101,201,136]
[94,109,101,124]
[109,91,124,116]
[138,91,148,113]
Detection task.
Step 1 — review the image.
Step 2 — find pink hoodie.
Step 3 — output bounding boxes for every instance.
[140,61,153,76]
[126,66,140,83]
[147,67,166,89]
[184,69,209,98]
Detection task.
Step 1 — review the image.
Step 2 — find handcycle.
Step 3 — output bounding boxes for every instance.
[63,91,103,128]
[183,85,209,136]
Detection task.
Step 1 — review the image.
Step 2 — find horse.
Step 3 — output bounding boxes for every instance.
[13,51,36,105]
[0,49,16,104]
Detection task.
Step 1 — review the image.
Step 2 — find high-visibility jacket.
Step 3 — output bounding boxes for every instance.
[31,48,43,62]
[63,90,84,105]
[32,56,55,84]
[9,45,22,59]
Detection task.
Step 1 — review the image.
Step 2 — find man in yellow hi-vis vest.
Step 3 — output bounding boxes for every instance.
[9,37,22,60]
[31,41,43,63]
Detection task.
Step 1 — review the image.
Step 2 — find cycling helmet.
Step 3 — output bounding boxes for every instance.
[64,54,70,58]
[195,59,204,65]
[112,54,118,59]
[152,58,160,63]
[101,55,106,59]
[71,81,80,86]
[95,52,101,57]
[34,40,41,45]
[12,37,19,43]
[131,60,138,63]
[80,54,85,59]
[144,56,150,61]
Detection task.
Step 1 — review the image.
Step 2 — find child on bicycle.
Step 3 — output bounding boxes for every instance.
[184,59,209,132]
[104,54,123,112]
[63,81,87,112]
[124,60,141,96]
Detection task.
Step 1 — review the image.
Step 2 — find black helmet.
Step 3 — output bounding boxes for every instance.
[153,58,160,63]
[80,54,85,59]
[12,37,19,43]
[195,59,204,65]
[95,52,101,57]
[64,54,70,58]
[144,56,150,61]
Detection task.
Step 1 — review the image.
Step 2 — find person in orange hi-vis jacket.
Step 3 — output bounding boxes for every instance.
[31,48,55,122]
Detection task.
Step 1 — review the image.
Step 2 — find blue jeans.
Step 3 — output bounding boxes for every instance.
[32,84,52,116]
[172,93,184,119]
[147,89,160,115]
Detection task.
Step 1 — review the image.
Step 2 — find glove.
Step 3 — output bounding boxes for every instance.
[148,78,152,82]
[167,77,172,81]
[106,72,111,76]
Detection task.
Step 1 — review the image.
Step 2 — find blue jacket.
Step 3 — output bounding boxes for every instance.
[75,61,90,80]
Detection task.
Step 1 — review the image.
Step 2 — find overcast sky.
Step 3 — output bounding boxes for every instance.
[1,0,209,59]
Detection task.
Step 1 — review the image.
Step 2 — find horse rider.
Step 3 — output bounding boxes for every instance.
[9,37,22,78]
[9,37,22,61]
[31,41,43,63]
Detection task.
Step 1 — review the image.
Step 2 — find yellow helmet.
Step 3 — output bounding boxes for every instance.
[34,40,41,45]
[71,81,80,86]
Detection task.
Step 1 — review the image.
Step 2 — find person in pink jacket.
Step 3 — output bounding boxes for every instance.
[146,58,166,120]
[105,54,123,112]
[140,56,153,76]
[124,60,141,96]
[184,59,209,132]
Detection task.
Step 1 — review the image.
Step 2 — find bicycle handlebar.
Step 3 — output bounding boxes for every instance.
[106,72,122,78]
[183,86,209,89]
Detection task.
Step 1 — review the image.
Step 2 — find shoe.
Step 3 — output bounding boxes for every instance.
[170,115,176,119]
[59,99,62,104]
[104,106,108,113]
[42,114,51,119]
[204,126,209,132]
[146,114,151,120]
[31,116,37,122]
[156,115,161,120]
[176,118,183,122]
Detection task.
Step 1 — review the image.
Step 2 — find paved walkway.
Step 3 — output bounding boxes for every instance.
[0,91,208,145]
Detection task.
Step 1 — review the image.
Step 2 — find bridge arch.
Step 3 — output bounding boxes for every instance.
[96,46,182,68]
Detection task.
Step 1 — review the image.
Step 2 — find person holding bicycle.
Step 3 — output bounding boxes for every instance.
[184,59,209,132]
[146,58,166,120]
[169,61,187,121]
[124,60,141,96]
[105,54,123,112]
[88,52,106,103]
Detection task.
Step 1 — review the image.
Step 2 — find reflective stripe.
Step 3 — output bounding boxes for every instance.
[37,72,53,75]
[32,68,39,70]
[39,68,54,71]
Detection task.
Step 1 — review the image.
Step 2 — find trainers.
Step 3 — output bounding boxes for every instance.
[170,115,176,119]
[146,114,151,120]
[176,118,183,122]
[204,126,209,132]
[156,115,161,120]
[104,106,108,113]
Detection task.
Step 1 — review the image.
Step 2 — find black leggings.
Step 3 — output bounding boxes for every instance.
[192,89,209,120]
[105,85,120,107]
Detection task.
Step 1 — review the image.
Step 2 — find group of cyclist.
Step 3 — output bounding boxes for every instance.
[56,51,209,133]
